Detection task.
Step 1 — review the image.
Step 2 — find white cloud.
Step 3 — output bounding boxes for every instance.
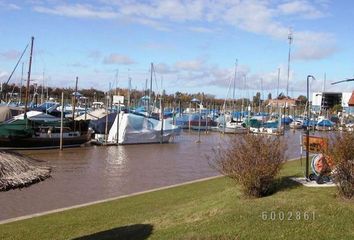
[277,0,326,19]
[0,2,21,10]
[154,63,177,74]
[103,54,135,65]
[31,0,336,61]
[0,50,21,60]
[117,0,204,22]
[293,31,337,60]
[34,4,118,19]
[174,59,206,72]
[187,26,214,33]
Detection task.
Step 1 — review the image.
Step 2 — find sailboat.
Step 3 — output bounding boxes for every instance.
[0,37,92,149]
[218,60,248,134]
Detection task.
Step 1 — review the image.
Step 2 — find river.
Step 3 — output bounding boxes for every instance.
[0,130,306,221]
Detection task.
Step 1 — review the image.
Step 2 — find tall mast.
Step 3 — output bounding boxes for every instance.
[24,36,34,119]
[149,62,153,115]
[19,62,24,104]
[115,69,119,95]
[286,28,293,98]
[72,76,78,121]
[41,70,45,104]
[232,59,238,112]
[241,74,246,113]
[277,68,280,109]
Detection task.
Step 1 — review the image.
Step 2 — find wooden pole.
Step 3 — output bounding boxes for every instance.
[60,92,64,150]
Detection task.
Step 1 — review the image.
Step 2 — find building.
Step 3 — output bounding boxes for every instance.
[267,98,297,108]
[312,91,354,114]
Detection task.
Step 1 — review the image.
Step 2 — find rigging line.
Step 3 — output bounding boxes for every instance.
[222,75,233,111]
[153,66,159,94]
[5,44,29,86]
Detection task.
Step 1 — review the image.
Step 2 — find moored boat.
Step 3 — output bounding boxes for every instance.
[0,118,91,149]
[106,112,180,145]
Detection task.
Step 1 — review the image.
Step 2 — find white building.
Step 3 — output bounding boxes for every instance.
[312,91,354,115]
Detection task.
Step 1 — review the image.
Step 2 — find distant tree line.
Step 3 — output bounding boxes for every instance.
[0,83,308,110]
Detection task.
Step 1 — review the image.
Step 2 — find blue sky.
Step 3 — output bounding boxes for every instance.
[0,0,353,99]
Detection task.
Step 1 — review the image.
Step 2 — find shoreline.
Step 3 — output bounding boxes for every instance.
[0,157,302,225]
[0,175,222,225]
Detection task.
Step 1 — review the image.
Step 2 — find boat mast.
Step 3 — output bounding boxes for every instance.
[286,28,293,98]
[24,36,34,119]
[72,76,78,121]
[232,59,238,113]
[19,62,24,104]
[148,63,153,115]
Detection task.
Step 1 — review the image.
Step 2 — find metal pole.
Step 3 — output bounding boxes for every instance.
[160,97,164,144]
[232,59,238,112]
[60,92,64,150]
[148,63,153,115]
[24,36,34,119]
[72,76,78,132]
[189,102,191,132]
[19,62,24,105]
[84,98,87,120]
[306,76,310,179]
[116,105,120,145]
[41,71,44,104]
[286,28,293,97]
[305,75,315,179]
[105,93,108,144]
[128,77,131,112]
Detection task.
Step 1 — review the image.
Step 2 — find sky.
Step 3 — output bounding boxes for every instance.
[0,0,353,99]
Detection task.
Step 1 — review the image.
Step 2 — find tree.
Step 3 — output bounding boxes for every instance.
[253,92,261,106]
[297,95,307,105]
[331,104,343,114]
[267,93,272,100]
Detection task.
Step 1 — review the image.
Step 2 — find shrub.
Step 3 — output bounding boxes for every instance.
[210,134,287,198]
[323,132,354,199]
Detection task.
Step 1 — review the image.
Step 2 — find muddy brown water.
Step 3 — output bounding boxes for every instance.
[0,130,306,221]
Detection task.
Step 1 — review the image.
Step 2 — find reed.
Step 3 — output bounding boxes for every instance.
[0,151,51,191]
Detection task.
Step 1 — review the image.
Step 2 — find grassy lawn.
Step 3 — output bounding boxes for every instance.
[0,160,353,240]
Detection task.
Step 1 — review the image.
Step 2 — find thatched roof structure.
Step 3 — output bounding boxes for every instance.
[0,151,51,191]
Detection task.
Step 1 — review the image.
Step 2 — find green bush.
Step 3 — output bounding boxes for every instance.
[324,132,354,199]
[210,134,287,198]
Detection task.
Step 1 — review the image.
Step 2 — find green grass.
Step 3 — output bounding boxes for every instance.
[0,160,353,240]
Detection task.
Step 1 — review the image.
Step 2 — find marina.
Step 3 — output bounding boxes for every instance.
[0,2,353,238]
